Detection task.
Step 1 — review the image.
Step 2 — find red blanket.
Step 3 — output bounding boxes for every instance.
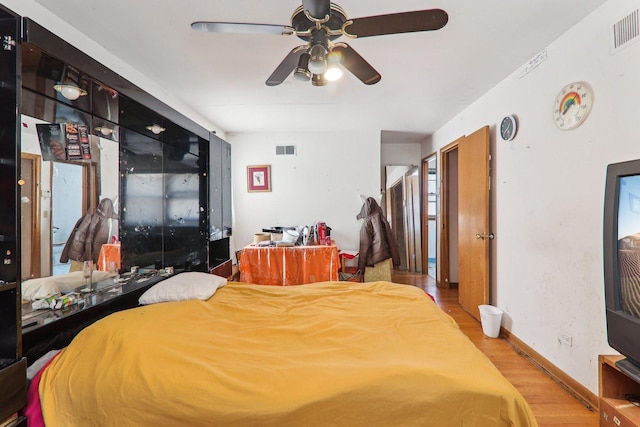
[25,352,61,427]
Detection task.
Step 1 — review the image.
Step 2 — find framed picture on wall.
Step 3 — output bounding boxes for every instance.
[247,165,271,192]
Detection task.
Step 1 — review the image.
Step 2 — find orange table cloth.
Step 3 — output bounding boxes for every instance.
[239,244,339,285]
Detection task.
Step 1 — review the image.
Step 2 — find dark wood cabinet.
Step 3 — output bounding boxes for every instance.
[210,259,233,279]
[600,355,640,426]
[209,136,232,273]
[0,358,26,423]
[0,5,26,421]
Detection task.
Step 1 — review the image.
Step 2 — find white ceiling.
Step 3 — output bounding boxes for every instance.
[31,0,609,143]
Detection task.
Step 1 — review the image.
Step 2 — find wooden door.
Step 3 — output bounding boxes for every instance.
[390,181,407,270]
[458,126,490,320]
[407,169,422,273]
[21,155,41,280]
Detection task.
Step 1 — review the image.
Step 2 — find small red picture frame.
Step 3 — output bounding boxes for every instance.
[247,165,271,192]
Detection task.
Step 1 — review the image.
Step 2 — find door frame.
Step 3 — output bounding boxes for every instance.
[439,138,463,289]
[436,128,490,317]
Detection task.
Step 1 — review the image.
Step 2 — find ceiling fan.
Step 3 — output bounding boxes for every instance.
[191,0,448,86]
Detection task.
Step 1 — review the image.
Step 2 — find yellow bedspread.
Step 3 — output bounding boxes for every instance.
[39,281,537,426]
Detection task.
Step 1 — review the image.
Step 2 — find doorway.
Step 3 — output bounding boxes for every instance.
[421,155,437,279]
[51,162,90,276]
[439,127,491,320]
[440,144,460,289]
[386,165,422,272]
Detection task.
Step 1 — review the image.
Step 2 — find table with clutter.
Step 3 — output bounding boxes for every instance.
[239,226,340,286]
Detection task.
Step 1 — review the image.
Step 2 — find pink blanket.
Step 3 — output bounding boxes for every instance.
[25,352,60,427]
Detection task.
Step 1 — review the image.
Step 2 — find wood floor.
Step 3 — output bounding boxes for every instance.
[391,271,599,427]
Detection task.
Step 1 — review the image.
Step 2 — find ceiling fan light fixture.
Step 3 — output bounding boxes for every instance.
[308,44,328,75]
[293,52,312,81]
[146,124,166,135]
[53,82,87,101]
[311,73,327,87]
[192,5,448,87]
[324,51,343,81]
[95,126,114,136]
[324,67,342,82]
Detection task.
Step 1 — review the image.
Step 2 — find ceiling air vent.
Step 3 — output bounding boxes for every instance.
[275,145,296,156]
[611,10,640,53]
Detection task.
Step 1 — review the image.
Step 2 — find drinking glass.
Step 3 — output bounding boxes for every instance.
[83,260,94,288]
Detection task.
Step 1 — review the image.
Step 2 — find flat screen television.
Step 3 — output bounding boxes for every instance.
[604,158,640,381]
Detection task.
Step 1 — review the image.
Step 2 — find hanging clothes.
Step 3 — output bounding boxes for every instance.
[60,198,119,264]
[356,197,401,273]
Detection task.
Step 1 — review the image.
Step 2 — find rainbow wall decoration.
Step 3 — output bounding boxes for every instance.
[558,91,581,114]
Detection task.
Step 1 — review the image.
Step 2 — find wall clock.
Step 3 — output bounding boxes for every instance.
[500,115,517,141]
[552,81,594,130]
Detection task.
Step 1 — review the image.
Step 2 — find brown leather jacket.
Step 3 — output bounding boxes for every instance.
[60,198,118,264]
[357,197,401,272]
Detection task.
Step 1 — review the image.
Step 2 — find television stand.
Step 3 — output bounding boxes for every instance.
[600,355,640,426]
[617,358,640,385]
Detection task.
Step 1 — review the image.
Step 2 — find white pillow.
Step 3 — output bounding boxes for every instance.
[138,272,227,305]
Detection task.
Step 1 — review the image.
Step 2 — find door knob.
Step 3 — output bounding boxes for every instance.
[475,232,494,240]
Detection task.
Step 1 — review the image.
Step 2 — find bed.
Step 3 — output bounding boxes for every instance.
[30,277,538,426]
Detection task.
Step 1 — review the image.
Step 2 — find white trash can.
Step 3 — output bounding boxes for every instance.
[479,305,503,338]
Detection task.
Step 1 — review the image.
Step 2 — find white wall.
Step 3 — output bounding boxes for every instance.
[381,142,421,191]
[385,165,411,189]
[229,131,380,253]
[423,0,637,394]
[381,142,421,165]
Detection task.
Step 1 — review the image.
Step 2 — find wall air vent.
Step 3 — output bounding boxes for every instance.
[275,145,296,156]
[611,10,640,53]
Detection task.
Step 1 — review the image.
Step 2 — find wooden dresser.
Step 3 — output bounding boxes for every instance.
[600,355,640,426]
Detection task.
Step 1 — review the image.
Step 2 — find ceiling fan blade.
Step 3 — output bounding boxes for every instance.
[191,21,294,36]
[332,44,381,85]
[302,0,331,20]
[345,9,448,38]
[266,47,307,86]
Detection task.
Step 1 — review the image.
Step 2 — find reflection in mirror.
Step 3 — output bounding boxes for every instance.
[52,162,84,275]
[20,114,119,281]
[20,42,208,291]
[119,128,207,271]
[385,165,422,273]
[119,129,163,270]
[22,44,92,114]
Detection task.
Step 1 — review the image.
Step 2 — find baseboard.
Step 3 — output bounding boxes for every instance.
[500,327,599,412]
